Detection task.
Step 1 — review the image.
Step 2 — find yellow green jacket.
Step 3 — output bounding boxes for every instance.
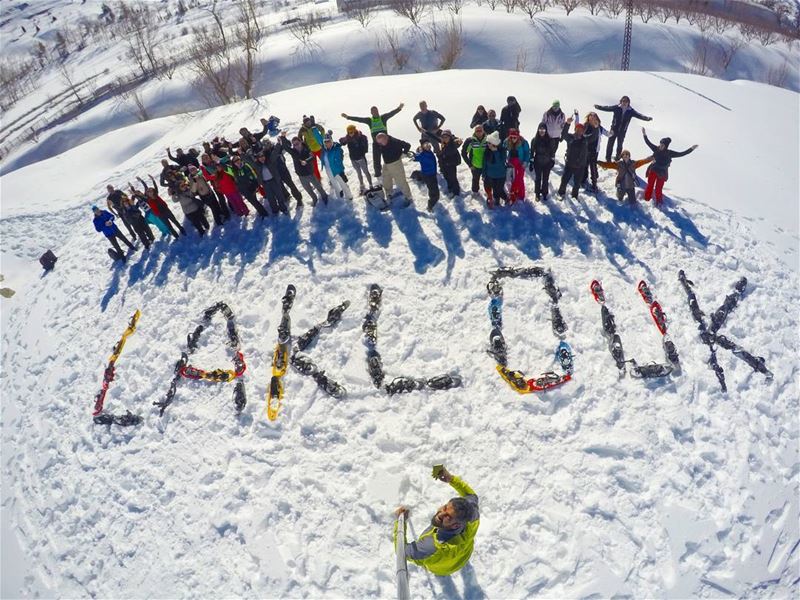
[395,476,480,576]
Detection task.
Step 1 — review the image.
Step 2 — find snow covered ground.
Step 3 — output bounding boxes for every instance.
[1,68,798,598]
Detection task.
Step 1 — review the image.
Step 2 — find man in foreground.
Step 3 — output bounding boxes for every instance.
[394,466,480,576]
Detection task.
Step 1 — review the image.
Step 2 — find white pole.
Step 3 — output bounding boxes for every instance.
[396,513,410,600]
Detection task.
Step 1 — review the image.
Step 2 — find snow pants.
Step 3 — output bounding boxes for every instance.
[488,177,508,206]
[157,205,186,236]
[185,208,210,234]
[277,161,302,202]
[533,162,553,198]
[299,174,327,206]
[327,169,353,200]
[130,215,155,248]
[441,164,460,196]
[198,192,225,225]
[146,212,172,238]
[372,142,382,177]
[421,173,440,209]
[558,165,584,198]
[382,159,412,200]
[105,230,134,256]
[508,157,525,203]
[253,183,282,216]
[605,130,626,162]
[469,166,490,196]
[351,157,372,191]
[583,150,599,188]
[118,211,138,241]
[644,170,666,204]
[225,191,250,216]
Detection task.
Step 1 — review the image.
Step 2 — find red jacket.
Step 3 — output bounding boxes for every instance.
[146,195,169,218]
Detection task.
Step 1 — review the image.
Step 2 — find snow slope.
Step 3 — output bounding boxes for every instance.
[1,70,798,598]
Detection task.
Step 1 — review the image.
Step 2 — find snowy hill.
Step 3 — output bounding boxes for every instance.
[1,69,799,598]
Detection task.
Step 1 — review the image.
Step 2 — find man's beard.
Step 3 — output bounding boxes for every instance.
[431,513,443,528]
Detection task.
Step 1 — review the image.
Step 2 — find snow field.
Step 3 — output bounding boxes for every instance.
[0,70,798,598]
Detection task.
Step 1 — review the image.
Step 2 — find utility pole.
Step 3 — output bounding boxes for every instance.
[621,0,633,70]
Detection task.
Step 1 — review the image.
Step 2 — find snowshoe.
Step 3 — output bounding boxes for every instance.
[543,272,561,302]
[638,280,654,305]
[601,305,616,336]
[233,381,247,413]
[663,335,680,366]
[368,284,383,311]
[609,334,625,370]
[489,297,503,328]
[272,344,289,376]
[556,341,574,374]
[426,374,463,390]
[362,315,378,345]
[281,285,297,311]
[486,277,503,298]
[551,306,567,337]
[367,350,385,388]
[291,353,318,376]
[650,301,667,335]
[528,371,571,392]
[488,327,508,366]
[324,300,350,327]
[590,280,605,304]
[295,325,321,352]
[630,362,673,378]
[385,376,426,395]
[496,365,531,394]
[313,371,346,398]
[93,411,141,427]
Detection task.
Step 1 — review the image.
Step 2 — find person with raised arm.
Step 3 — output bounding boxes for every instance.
[394,465,480,577]
[341,102,404,178]
[641,127,698,205]
[597,149,654,204]
[594,95,652,162]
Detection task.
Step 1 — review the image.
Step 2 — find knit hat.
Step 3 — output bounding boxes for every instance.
[441,129,452,137]
[91,205,99,211]
[574,123,585,134]
[323,131,333,143]
[552,100,560,108]
[486,131,501,146]
[660,137,671,147]
[508,128,519,137]
[346,124,356,134]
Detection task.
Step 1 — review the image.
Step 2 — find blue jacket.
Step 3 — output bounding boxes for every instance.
[93,210,119,237]
[483,146,507,179]
[414,150,438,175]
[504,138,530,163]
[322,142,345,176]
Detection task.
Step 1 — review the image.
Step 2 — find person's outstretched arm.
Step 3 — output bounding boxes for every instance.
[594,104,614,112]
[669,144,699,159]
[641,128,657,151]
[631,108,652,122]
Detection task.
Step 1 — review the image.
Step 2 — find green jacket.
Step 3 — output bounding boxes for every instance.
[394,476,480,576]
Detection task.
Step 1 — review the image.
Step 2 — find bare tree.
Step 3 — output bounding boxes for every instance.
[288,12,324,47]
[187,25,234,105]
[766,58,790,87]
[555,0,580,16]
[501,0,517,12]
[58,61,84,106]
[234,0,264,99]
[390,0,428,26]
[515,45,528,71]
[383,27,410,69]
[446,0,464,15]
[485,0,500,10]
[202,0,228,51]
[345,1,375,27]
[684,32,712,76]
[602,0,625,18]
[756,26,779,45]
[437,17,464,69]
[584,0,603,16]
[637,0,657,23]
[518,0,546,19]
[713,35,744,72]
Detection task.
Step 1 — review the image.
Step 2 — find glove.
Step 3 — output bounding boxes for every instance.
[405,151,415,159]
[528,161,534,172]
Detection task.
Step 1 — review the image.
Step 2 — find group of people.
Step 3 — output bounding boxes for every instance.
[92,95,697,260]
